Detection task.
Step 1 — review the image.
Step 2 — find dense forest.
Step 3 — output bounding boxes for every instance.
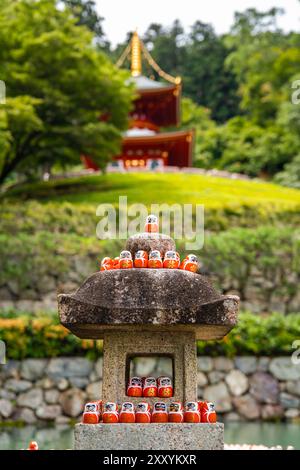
[1,0,300,186]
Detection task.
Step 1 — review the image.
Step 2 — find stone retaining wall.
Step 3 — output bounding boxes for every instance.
[0,356,299,424]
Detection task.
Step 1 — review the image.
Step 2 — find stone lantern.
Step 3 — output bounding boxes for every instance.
[58,230,239,450]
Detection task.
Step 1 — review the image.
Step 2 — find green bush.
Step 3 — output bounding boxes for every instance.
[197,312,300,357]
[0,311,299,359]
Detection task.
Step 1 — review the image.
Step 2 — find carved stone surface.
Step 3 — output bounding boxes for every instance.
[74,423,224,450]
[125,232,176,258]
[58,270,239,341]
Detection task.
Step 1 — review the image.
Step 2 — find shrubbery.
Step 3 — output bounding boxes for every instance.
[0,311,299,359]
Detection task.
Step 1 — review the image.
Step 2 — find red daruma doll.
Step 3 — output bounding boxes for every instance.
[119,402,135,423]
[151,402,168,423]
[127,377,143,397]
[27,441,38,450]
[102,402,119,423]
[180,254,198,273]
[148,250,163,269]
[100,257,113,271]
[184,402,201,423]
[168,402,184,423]
[134,250,148,268]
[157,377,173,398]
[113,257,120,269]
[82,401,101,424]
[145,214,159,233]
[119,250,133,269]
[201,402,217,423]
[135,402,151,423]
[143,377,157,397]
[163,251,180,269]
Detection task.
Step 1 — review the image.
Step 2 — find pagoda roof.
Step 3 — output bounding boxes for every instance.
[130,75,169,91]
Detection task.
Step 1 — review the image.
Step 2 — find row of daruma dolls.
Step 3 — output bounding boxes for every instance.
[127,376,172,398]
[101,251,198,272]
[82,401,217,424]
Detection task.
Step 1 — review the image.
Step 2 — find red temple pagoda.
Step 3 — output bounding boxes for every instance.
[84,32,194,171]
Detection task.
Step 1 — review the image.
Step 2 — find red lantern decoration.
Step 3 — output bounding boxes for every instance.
[135,402,151,423]
[119,250,133,269]
[145,214,159,233]
[163,251,180,269]
[201,402,217,423]
[143,377,158,397]
[127,377,143,397]
[119,402,135,423]
[102,402,119,423]
[157,376,173,398]
[134,250,148,268]
[151,402,168,423]
[148,250,163,268]
[168,402,184,423]
[184,402,201,423]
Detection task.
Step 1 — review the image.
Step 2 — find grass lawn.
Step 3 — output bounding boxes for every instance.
[3,173,300,212]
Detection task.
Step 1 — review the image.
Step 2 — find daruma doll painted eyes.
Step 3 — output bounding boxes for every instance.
[151,402,168,423]
[184,401,201,423]
[134,250,148,268]
[119,402,135,423]
[143,377,157,397]
[119,250,133,269]
[180,254,198,273]
[201,402,217,423]
[127,377,143,397]
[144,214,159,233]
[148,250,163,268]
[168,402,183,423]
[157,377,173,398]
[163,251,180,269]
[135,402,151,423]
[82,401,101,424]
[102,402,119,423]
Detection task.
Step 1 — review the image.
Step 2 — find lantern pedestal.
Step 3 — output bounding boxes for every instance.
[74,422,224,450]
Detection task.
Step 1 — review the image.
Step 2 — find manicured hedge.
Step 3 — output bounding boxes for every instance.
[0,312,299,359]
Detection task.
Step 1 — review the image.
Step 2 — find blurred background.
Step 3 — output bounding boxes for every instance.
[0,0,300,449]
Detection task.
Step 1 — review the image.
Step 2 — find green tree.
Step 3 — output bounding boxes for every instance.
[0,0,133,185]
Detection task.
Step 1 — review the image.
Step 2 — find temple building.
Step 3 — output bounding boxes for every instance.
[84,32,194,171]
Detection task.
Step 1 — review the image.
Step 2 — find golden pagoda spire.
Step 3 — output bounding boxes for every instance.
[131,31,142,77]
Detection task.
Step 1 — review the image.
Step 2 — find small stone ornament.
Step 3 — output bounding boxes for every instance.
[148,250,163,268]
[82,401,101,424]
[151,402,168,423]
[157,376,173,398]
[127,377,143,397]
[145,214,159,233]
[143,377,158,397]
[135,402,151,423]
[180,254,198,273]
[102,402,119,423]
[119,250,133,269]
[163,250,180,269]
[200,402,217,423]
[100,257,113,271]
[168,402,184,423]
[119,402,135,423]
[184,401,201,423]
[134,250,148,268]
